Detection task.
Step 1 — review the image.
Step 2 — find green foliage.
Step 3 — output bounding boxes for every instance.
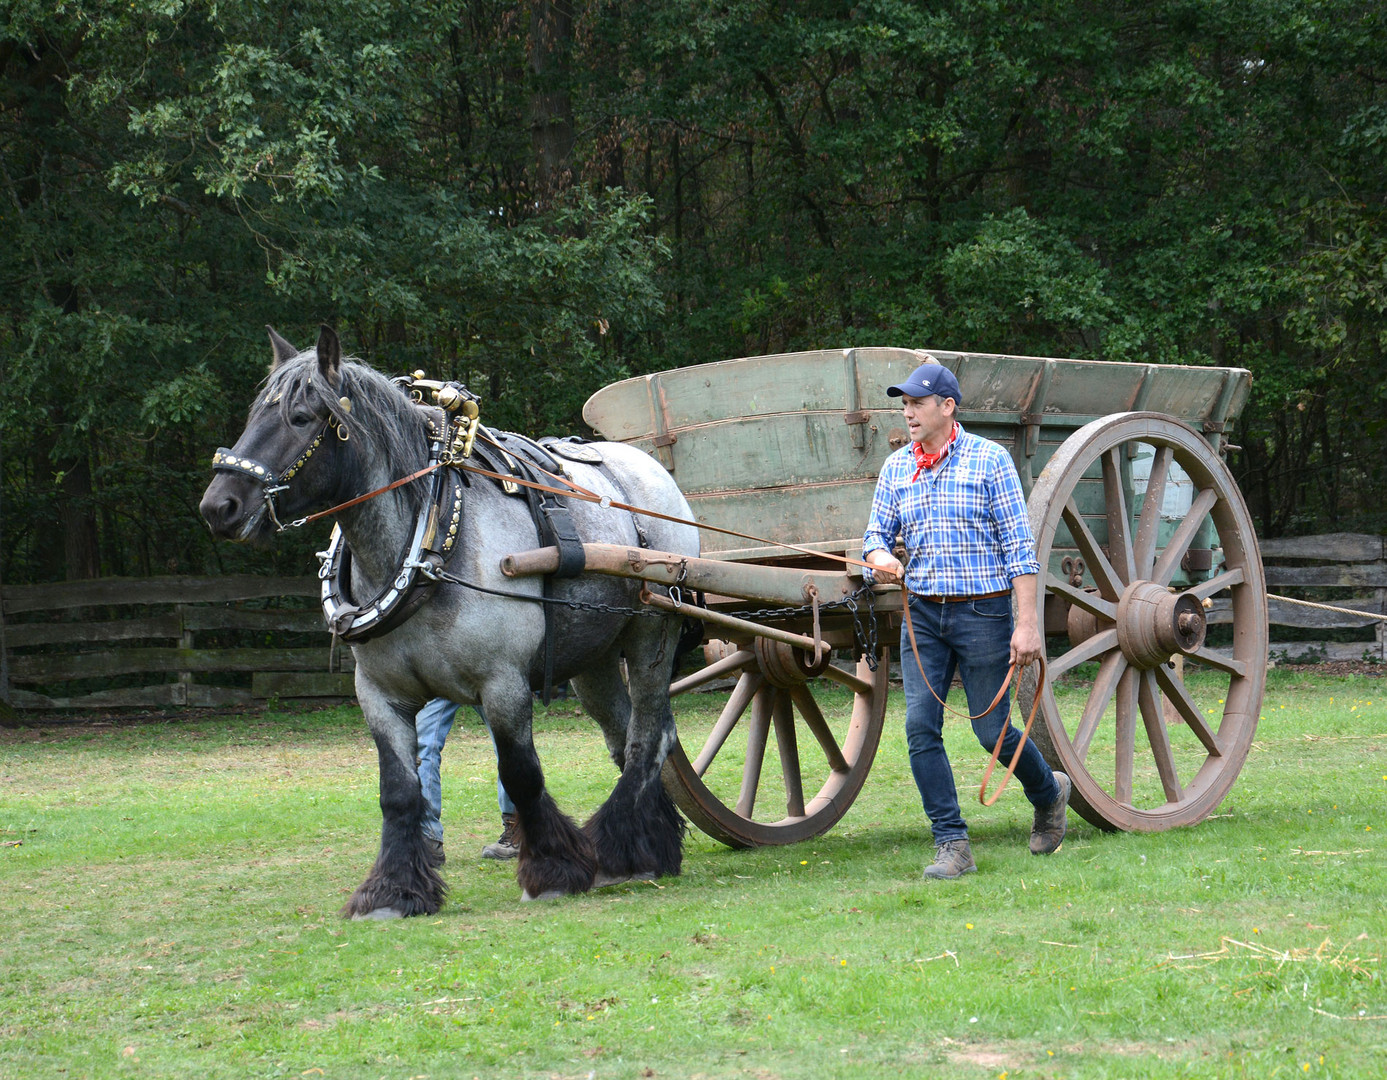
[3,0,1385,584]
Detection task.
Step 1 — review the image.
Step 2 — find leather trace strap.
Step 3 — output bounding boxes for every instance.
[899,582,1047,806]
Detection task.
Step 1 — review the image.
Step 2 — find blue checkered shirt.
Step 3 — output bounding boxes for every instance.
[862,426,1040,595]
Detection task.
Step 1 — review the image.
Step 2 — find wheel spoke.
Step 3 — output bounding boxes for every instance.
[1186,567,1245,600]
[1189,646,1248,679]
[1072,651,1127,762]
[1134,445,1172,579]
[1048,628,1119,680]
[789,684,849,772]
[693,670,763,776]
[1154,662,1223,757]
[772,691,805,818]
[1138,670,1184,802]
[735,688,774,818]
[671,649,755,695]
[1045,578,1117,621]
[1114,667,1138,803]
[1102,447,1136,585]
[1062,498,1126,599]
[820,662,872,696]
[1150,487,1219,586]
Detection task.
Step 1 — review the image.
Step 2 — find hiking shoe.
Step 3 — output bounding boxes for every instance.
[424,836,446,866]
[481,813,519,860]
[921,839,977,880]
[1030,771,1071,855]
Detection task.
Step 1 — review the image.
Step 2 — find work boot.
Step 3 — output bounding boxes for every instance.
[1030,771,1071,855]
[921,838,977,880]
[424,835,446,866]
[481,813,519,860]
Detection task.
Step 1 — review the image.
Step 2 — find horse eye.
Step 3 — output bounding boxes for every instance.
[291,410,317,426]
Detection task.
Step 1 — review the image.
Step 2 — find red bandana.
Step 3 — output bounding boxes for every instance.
[911,422,960,481]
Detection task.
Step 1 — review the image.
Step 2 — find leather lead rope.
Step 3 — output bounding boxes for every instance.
[900,583,1047,806]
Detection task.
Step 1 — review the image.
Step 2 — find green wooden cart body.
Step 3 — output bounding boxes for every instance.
[583,347,1250,573]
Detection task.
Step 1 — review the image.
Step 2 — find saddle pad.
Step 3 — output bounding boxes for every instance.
[541,437,605,465]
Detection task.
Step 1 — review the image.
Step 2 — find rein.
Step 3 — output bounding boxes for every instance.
[900,582,1047,806]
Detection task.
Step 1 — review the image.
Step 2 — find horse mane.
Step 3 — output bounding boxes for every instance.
[258,352,430,509]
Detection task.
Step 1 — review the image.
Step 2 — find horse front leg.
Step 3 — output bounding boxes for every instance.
[340,684,447,919]
[487,679,596,901]
[583,622,685,884]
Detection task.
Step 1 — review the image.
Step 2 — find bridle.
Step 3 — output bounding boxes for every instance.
[210,395,351,531]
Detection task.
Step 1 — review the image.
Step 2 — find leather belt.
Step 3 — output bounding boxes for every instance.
[913,588,1010,604]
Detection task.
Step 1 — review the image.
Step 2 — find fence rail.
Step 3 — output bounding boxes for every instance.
[1,530,1382,712]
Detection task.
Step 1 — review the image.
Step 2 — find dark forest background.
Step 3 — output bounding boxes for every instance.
[3,0,1385,585]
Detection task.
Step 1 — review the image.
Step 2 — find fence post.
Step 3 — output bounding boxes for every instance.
[0,567,14,720]
[177,604,193,706]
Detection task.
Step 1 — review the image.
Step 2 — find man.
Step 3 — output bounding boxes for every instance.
[415,699,518,864]
[862,358,1070,879]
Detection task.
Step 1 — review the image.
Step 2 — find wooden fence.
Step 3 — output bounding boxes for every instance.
[0,575,351,711]
[1255,532,1387,663]
[0,531,1382,712]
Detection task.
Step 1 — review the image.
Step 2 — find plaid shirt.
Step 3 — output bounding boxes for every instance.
[863,426,1040,595]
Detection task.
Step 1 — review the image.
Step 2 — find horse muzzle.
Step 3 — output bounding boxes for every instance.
[200,472,274,542]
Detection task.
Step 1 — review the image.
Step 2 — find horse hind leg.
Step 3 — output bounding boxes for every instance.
[341,703,447,920]
[570,655,632,772]
[582,624,686,884]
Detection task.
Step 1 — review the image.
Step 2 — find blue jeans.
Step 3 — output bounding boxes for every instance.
[900,593,1059,844]
[415,699,514,843]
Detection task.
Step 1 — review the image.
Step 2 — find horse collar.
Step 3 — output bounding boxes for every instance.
[318,408,464,642]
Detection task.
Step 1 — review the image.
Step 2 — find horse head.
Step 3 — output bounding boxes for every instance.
[199,325,356,542]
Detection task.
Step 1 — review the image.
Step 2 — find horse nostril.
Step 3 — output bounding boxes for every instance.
[200,491,242,533]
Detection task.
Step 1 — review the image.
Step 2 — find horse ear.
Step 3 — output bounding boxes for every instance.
[267,326,298,369]
[316,325,342,386]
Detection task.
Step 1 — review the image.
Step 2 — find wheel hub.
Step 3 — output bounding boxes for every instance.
[1115,580,1207,670]
[753,637,832,688]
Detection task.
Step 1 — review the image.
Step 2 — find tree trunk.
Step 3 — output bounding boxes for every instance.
[529,0,574,197]
[61,452,101,580]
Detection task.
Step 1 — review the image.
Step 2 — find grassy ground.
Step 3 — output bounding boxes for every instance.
[1,667,1384,1079]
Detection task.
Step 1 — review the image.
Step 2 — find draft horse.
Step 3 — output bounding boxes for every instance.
[200,326,699,917]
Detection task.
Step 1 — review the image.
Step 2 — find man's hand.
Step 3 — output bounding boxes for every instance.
[865,548,904,585]
[1010,573,1043,667]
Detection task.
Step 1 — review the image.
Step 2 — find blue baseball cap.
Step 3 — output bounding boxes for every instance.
[886,360,962,405]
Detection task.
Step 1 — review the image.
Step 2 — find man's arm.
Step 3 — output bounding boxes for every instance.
[1009,573,1043,667]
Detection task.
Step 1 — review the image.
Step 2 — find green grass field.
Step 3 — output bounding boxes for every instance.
[2,667,1384,1079]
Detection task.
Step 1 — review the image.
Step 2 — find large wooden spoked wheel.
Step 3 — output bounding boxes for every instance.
[661,636,891,848]
[1023,412,1268,832]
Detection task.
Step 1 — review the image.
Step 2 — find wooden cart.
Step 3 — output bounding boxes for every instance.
[512,348,1267,847]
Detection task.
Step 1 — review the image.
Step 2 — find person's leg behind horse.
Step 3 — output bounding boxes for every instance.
[415,698,459,863]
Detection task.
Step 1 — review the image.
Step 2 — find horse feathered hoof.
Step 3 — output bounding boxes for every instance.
[520,888,566,902]
[351,906,406,921]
